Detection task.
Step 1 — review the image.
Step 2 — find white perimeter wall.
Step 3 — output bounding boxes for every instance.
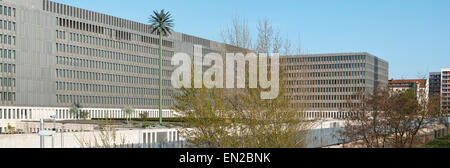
[0,128,182,148]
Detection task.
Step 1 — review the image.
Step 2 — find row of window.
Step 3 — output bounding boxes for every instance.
[292,94,363,101]
[303,111,351,119]
[0,108,31,120]
[284,63,366,71]
[56,81,171,96]
[430,74,441,78]
[45,0,156,35]
[57,17,113,38]
[0,20,15,32]
[56,30,65,39]
[287,79,367,86]
[442,93,450,97]
[0,91,15,102]
[0,107,171,121]
[56,56,171,75]
[287,71,367,78]
[56,43,173,65]
[59,30,173,55]
[0,34,15,45]
[56,69,171,86]
[0,63,15,73]
[283,55,367,63]
[57,94,174,106]
[0,5,15,17]
[288,87,365,94]
[0,77,15,87]
[56,16,173,48]
[292,102,357,109]
[182,34,211,48]
[0,49,15,59]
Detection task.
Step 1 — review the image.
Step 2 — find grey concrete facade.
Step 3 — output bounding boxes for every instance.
[14,0,57,107]
[1,0,389,113]
[282,52,389,111]
[1,0,228,109]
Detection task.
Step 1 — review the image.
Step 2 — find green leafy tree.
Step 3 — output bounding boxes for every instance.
[69,103,80,120]
[80,111,89,120]
[172,65,312,148]
[7,123,12,133]
[172,15,313,147]
[122,106,134,125]
[139,112,149,123]
[149,9,174,125]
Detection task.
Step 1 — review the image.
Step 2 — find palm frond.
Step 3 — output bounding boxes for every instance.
[149,9,174,36]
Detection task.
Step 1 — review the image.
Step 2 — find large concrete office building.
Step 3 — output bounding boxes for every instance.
[0,0,230,130]
[0,0,389,131]
[281,53,389,119]
[0,0,231,108]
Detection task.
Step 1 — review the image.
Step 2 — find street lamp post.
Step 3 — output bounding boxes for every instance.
[61,123,64,148]
[318,120,324,147]
[40,119,44,148]
[39,117,57,148]
[51,115,56,148]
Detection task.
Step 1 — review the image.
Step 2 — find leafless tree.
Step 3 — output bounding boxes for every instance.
[76,119,127,148]
[272,29,283,54]
[255,17,274,54]
[339,85,443,148]
[221,14,252,49]
[295,34,303,55]
[283,35,292,56]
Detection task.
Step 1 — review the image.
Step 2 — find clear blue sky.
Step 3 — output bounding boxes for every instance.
[52,0,450,79]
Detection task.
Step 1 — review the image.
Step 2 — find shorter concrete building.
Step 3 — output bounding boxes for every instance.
[282,52,389,113]
[0,106,177,134]
[0,127,182,148]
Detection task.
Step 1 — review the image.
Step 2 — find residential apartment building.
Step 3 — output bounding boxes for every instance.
[388,79,427,103]
[442,69,450,113]
[429,72,441,98]
[281,53,389,119]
